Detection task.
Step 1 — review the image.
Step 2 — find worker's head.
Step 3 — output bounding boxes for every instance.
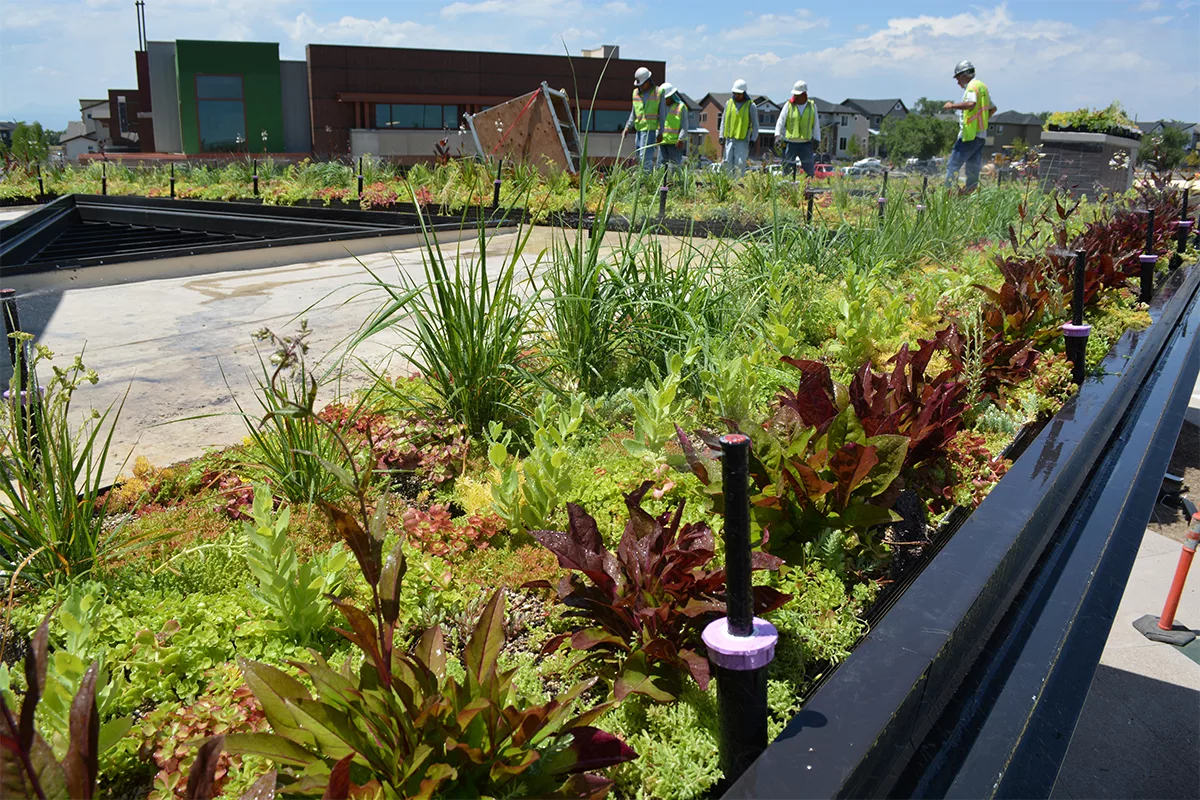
[791,80,808,105]
[953,60,975,88]
[634,66,653,92]
[731,78,748,102]
[660,82,678,101]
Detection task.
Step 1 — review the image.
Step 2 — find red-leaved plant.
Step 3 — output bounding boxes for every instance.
[527,482,790,702]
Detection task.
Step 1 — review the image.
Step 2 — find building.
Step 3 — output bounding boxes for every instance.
[986,111,1043,160]
[0,121,15,148]
[843,98,908,155]
[305,44,661,163]
[60,98,111,161]
[674,91,710,154]
[1137,119,1200,153]
[695,92,729,154]
[752,95,781,157]
[812,97,867,160]
[135,39,309,155]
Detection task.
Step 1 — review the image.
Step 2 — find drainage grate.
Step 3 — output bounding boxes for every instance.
[1,194,506,275]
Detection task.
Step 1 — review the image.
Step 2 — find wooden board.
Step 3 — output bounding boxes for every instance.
[468,87,572,175]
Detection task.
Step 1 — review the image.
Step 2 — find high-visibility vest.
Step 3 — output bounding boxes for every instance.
[961,78,991,142]
[785,100,816,142]
[662,99,685,144]
[723,99,750,141]
[632,87,662,132]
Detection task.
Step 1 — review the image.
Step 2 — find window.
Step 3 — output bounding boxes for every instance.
[994,125,1005,135]
[373,104,458,130]
[700,112,707,123]
[841,115,847,126]
[196,74,245,152]
[839,137,847,151]
[578,109,627,132]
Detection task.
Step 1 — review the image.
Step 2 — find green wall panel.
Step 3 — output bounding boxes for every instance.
[175,40,284,154]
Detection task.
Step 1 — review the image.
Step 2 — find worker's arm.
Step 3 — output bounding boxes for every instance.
[658,97,666,140]
[749,103,759,143]
[812,105,821,144]
[775,107,787,140]
[624,107,635,134]
[678,107,689,147]
[944,89,978,112]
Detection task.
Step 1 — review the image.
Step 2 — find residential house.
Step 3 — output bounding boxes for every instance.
[674,91,710,153]
[753,95,781,157]
[842,98,908,156]
[986,110,1043,160]
[0,121,15,148]
[696,92,730,154]
[1138,119,1200,153]
[812,97,867,160]
[60,98,111,162]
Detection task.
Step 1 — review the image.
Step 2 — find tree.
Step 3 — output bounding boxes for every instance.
[9,121,50,168]
[913,97,951,117]
[1139,125,1188,170]
[879,113,958,161]
[846,134,864,160]
[1009,136,1030,160]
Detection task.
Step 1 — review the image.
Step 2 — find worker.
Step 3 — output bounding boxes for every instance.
[659,83,688,167]
[774,80,820,178]
[943,60,996,194]
[625,66,665,171]
[720,79,758,176]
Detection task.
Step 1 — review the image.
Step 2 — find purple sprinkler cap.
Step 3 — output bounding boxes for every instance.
[702,617,779,671]
[877,196,887,204]
[1062,323,1092,338]
[1176,220,1193,231]
[1140,253,1159,265]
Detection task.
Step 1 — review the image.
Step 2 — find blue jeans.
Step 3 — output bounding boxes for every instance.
[633,129,659,170]
[723,139,750,175]
[946,136,985,191]
[784,141,815,177]
[661,141,685,166]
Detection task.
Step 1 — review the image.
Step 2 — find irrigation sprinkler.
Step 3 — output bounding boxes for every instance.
[658,168,668,219]
[704,434,777,789]
[921,174,928,200]
[170,163,175,199]
[1141,208,1157,304]
[805,188,814,224]
[357,156,364,198]
[493,158,503,209]
[36,164,44,199]
[101,161,107,195]
[1062,250,1091,385]
[252,158,259,196]
[1172,188,1191,270]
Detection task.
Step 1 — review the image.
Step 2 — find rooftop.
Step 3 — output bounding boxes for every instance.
[991,110,1043,126]
[843,98,907,117]
[812,96,858,115]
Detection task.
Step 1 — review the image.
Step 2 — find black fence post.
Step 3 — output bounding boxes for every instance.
[705,433,777,790]
[101,161,107,195]
[658,168,668,220]
[1172,187,1191,270]
[1,288,23,384]
[170,163,175,199]
[1063,251,1091,385]
[36,164,44,199]
[805,189,814,224]
[252,158,259,197]
[357,156,364,198]
[493,158,503,209]
[1141,208,1157,304]
[877,169,888,220]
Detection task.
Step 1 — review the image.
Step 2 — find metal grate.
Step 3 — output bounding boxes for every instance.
[30,220,258,262]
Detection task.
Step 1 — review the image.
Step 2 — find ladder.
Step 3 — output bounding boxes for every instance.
[541,82,582,174]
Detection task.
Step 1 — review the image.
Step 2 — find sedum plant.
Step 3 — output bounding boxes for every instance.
[241,484,349,646]
[529,483,789,702]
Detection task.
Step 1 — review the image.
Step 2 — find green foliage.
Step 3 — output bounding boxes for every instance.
[0,341,129,588]
[1140,125,1189,170]
[623,349,696,461]
[241,485,349,645]
[1045,101,1139,137]
[879,112,958,161]
[8,121,51,168]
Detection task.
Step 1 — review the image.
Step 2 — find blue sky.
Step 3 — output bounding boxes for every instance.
[3,0,1198,129]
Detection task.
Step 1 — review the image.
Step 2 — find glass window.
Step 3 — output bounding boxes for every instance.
[839,137,847,150]
[578,110,625,132]
[197,75,243,100]
[375,104,391,128]
[373,104,458,130]
[198,99,245,151]
[445,105,459,128]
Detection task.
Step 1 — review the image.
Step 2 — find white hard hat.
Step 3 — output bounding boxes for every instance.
[732,78,748,93]
[953,60,975,77]
[634,66,652,85]
[660,82,677,98]
[792,80,808,96]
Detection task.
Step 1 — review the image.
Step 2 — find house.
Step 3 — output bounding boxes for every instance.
[812,97,868,160]
[753,95,782,157]
[0,121,16,148]
[842,98,908,155]
[1138,119,1199,153]
[674,91,710,153]
[986,110,1043,160]
[60,98,111,162]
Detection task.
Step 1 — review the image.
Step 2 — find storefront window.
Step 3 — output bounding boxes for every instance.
[196,75,245,152]
[374,104,458,129]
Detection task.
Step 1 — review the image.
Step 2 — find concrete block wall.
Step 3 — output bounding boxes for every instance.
[1040,131,1140,196]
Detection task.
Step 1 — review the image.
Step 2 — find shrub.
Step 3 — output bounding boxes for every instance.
[529,482,789,701]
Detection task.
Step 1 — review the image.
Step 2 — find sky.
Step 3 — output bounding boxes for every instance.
[2,0,1199,130]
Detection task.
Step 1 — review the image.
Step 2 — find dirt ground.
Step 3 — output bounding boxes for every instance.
[1147,420,1200,545]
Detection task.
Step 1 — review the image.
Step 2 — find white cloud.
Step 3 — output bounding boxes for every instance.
[723,9,829,41]
[286,13,434,47]
[602,1,634,14]
[440,0,583,21]
[1151,14,1174,22]
[739,52,782,67]
[1137,0,1161,9]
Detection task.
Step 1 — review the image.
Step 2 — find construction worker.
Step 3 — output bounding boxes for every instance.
[944,60,996,193]
[659,83,688,166]
[774,80,820,177]
[720,79,758,176]
[625,66,664,171]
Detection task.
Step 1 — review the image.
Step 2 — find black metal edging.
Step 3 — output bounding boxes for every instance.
[724,261,1200,800]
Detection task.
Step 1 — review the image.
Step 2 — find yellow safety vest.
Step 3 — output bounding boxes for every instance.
[632,87,662,132]
[961,78,990,142]
[785,100,816,142]
[723,99,750,141]
[662,99,685,144]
